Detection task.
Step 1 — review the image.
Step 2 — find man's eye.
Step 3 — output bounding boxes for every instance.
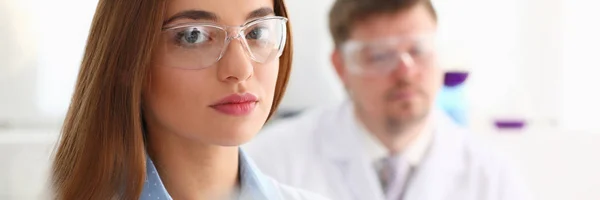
[368,51,396,63]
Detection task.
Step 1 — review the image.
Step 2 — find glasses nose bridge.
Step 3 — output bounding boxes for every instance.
[218,25,251,62]
[223,25,246,42]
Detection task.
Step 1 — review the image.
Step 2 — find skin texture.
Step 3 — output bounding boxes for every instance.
[143,0,279,199]
[332,4,442,153]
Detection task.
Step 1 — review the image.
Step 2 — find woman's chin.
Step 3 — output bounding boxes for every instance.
[181,115,267,146]
[208,127,260,147]
[212,134,255,146]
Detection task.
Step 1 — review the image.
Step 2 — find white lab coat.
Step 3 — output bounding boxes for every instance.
[244,102,532,200]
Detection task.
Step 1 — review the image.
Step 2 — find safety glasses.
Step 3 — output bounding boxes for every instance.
[159,16,288,70]
[341,33,438,76]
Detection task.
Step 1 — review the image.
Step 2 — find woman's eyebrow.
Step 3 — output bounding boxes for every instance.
[163,10,219,25]
[246,7,274,20]
[163,7,274,26]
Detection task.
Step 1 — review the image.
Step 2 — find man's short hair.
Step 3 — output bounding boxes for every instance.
[328,0,438,47]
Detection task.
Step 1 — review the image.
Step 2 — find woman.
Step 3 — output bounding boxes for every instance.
[51,0,328,199]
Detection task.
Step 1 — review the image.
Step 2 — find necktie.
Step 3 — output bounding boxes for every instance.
[377,156,411,200]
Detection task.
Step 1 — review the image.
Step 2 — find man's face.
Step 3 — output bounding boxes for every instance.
[335,5,442,133]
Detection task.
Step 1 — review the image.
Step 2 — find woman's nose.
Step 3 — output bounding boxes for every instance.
[217,39,254,83]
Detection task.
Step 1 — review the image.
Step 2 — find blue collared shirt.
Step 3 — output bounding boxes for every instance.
[140,149,282,200]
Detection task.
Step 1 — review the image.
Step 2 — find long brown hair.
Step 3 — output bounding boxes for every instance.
[50,0,293,199]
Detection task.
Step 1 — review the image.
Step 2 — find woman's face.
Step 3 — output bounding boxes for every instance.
[144,0,282,146]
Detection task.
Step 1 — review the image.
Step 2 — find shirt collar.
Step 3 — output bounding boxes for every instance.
[140,149,281,200]
[351,105,434,167]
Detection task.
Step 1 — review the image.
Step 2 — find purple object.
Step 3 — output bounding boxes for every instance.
[494,119,526,130]
[444,71,469,87]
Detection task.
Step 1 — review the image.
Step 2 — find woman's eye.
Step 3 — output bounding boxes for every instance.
[246,27,270,41]
[177,27,210,45]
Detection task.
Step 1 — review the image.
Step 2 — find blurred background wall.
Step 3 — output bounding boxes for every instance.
[0,0,599,199]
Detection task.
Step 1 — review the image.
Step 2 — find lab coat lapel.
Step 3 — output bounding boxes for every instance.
[404,111,467,200]
[317,102,386,200]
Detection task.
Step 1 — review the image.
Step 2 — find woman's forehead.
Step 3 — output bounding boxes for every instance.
[165,0,274,26]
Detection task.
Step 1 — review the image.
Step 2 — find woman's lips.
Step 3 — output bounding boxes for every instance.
[210,93,258,116]
[210,102,257,116]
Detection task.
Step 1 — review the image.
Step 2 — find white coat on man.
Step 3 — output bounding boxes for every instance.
[244,101,532,200]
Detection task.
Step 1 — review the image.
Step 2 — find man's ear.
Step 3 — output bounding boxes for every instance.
[331,49,348,85]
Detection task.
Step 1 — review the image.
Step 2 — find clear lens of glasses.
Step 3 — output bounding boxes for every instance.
[342,34,437,75]
[159,17,288,70]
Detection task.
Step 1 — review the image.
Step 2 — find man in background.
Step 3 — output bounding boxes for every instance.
[245,0,531,199]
